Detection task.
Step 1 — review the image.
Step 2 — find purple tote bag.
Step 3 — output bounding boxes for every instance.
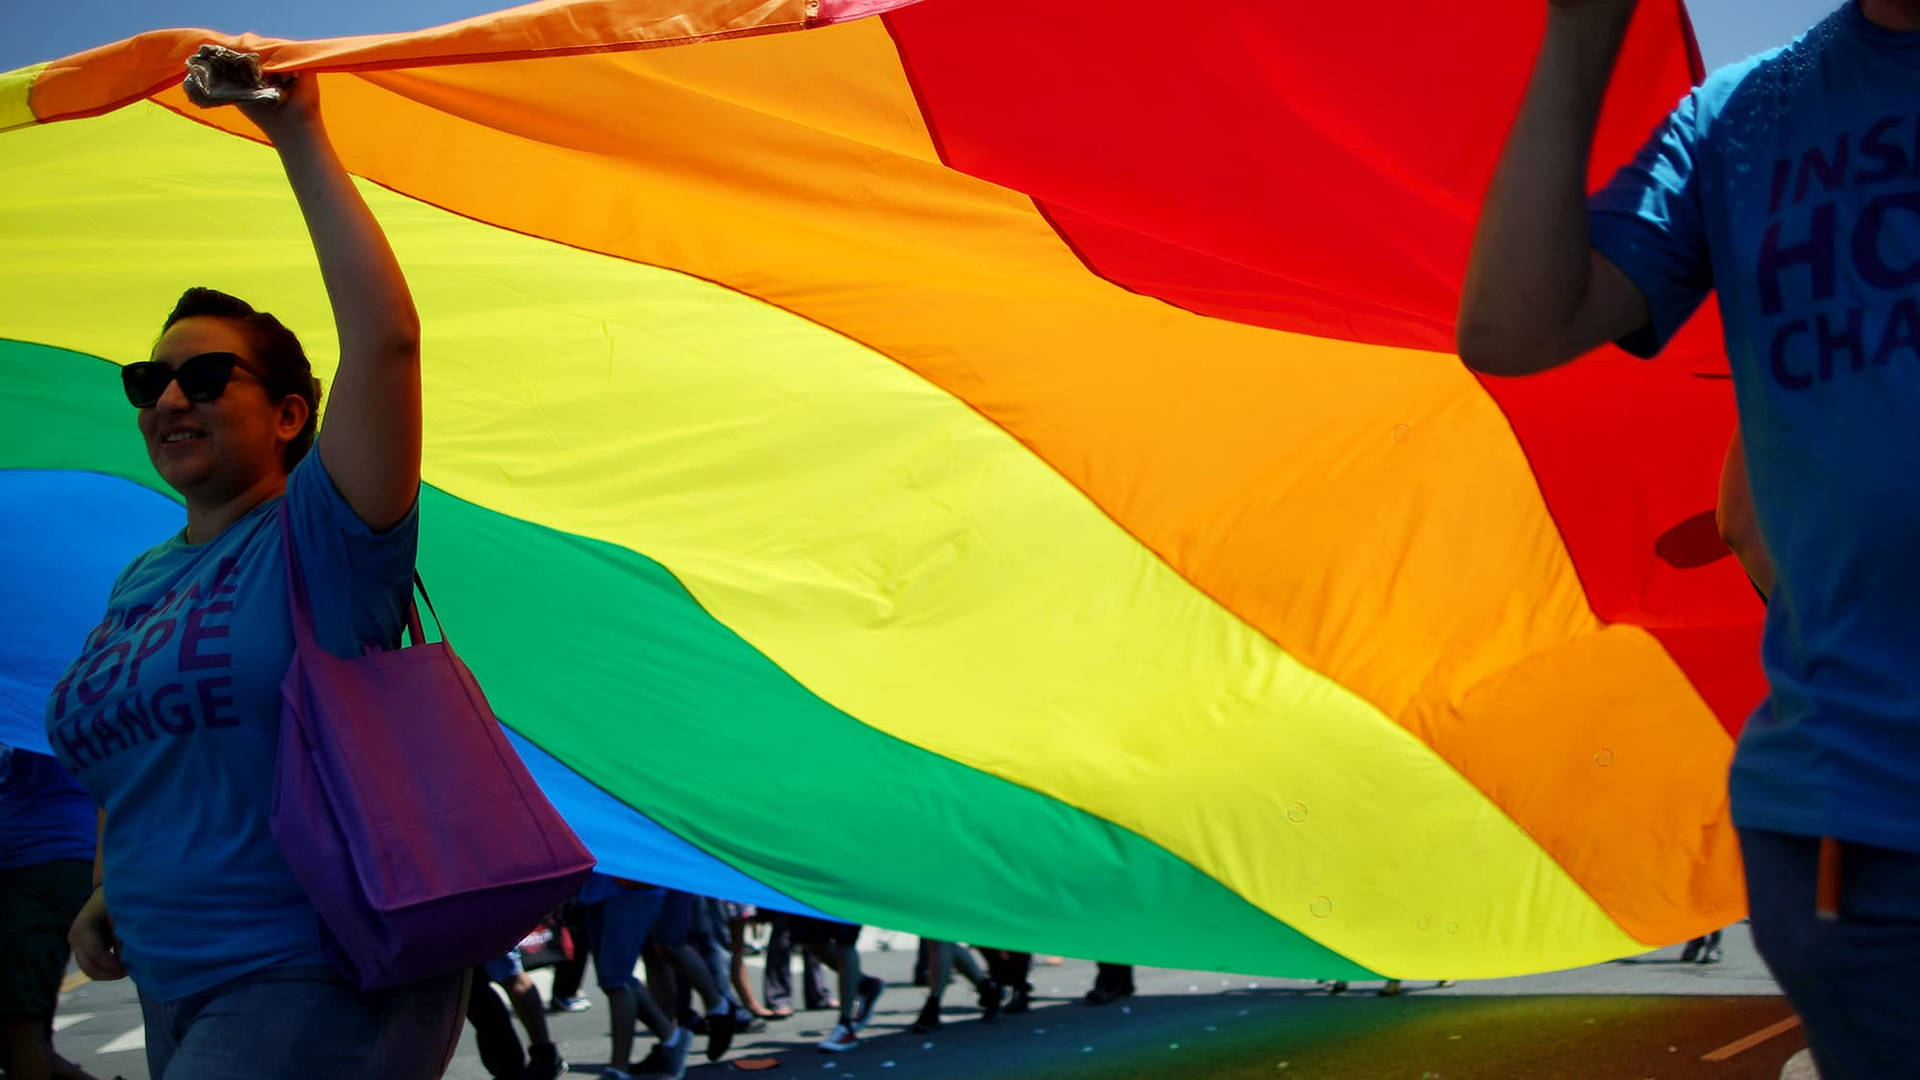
[271,503,594,990]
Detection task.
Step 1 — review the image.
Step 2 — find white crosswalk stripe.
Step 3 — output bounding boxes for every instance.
[96,1025,146,1054]
[51,1012,94,1032]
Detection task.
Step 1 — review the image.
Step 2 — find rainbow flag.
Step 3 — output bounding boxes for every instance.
[0,0,1759,979]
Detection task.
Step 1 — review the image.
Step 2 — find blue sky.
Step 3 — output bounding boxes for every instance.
[3,1,1843,73]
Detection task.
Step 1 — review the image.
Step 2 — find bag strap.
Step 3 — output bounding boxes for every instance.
[409,572,450,646]
[277,501,321,649]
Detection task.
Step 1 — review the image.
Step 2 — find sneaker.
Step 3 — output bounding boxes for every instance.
[1004,987,1032,1015]
[1322,980,1349,995]
[705,1008,736,1062]
[1699,946,1723,964]
[631,1043,671,1076]
[911,997,943,1034]
[977,979,1004,1023]
[1377,980,1403,997]
[819,1021,860,1053]
[1082,985,1131,1006]
[851,976,885,1031]
[635,1027,692,1080]
[548,994,593,1013]
[600,1070,632,1080]
[527,1042,568,1080]
[662,1026,692,1079]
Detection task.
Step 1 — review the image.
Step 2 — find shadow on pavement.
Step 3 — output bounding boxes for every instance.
[653,990,1804,1080]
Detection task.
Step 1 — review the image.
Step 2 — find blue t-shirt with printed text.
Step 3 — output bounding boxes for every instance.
[1589,2,1920,853]
[44,452,417,1001]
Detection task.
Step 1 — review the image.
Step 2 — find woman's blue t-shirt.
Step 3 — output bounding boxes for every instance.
[45,452,418,1001]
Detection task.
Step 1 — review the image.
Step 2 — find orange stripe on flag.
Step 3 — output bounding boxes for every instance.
[26,0,915,125]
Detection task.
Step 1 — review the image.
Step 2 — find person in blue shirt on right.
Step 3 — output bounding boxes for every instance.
[1459,2,1920,1076]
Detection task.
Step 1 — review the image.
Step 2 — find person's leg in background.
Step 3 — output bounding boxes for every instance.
[641,941,681,1029]
[650,890,736,1062]
[950,944,998,1018]
[912,942,999,1032]
[763,911,837,1017]
[1084,963,1134,1006]
[979,948,1033,1013]
[586,887,686,1080]
[0,1020,54,1080]
[465,966,526,1080]
[912,940,951,1032]
[796,922,835,1010]
[547,899,592,1013]
[0,860,97,1080]
[797,919,882,1054]
[693,899,751,1023]
[761,912,797,1018]
[729,908,776,1019]
[913,937,934,987]
[495,963,564,1080]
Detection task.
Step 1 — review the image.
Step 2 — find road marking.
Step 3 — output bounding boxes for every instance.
[1701,1015,1801,1062]
[97,1026,146,1055]
[52,1013,94,1032]
[60,971,90,992]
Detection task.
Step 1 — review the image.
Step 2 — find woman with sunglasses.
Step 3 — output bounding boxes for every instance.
[45,68,464,1079]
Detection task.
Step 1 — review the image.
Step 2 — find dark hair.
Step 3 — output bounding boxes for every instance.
[161,287,323,471]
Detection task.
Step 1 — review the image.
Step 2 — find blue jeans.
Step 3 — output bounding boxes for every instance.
[1740,829,1920,1080]
[692,897,744,1010]
[586,886,666,991]
[138,964,466,1080]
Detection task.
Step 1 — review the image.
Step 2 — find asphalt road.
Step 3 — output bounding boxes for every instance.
[43,924,1808,1080]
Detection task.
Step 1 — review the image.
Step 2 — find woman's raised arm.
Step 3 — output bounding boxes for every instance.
[237,74,422,529]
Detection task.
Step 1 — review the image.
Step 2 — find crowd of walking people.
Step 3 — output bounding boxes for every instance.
[459,880,1119,1078]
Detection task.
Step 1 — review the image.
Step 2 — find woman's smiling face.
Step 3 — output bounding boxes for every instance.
[137,316,307,506]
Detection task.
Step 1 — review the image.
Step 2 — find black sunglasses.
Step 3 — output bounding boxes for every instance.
[121,352,266,409]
